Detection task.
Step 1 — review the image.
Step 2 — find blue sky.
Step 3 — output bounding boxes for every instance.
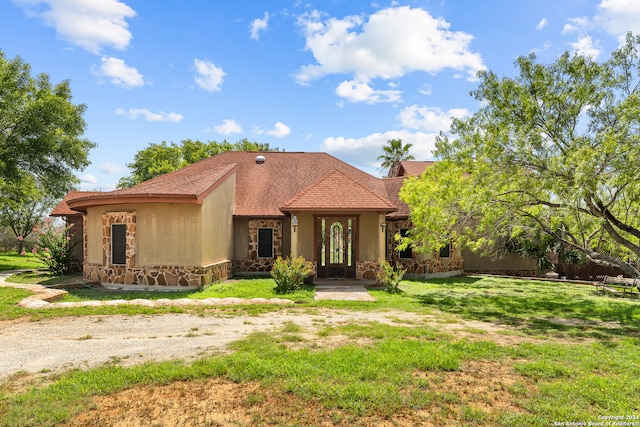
[1,0,636,191]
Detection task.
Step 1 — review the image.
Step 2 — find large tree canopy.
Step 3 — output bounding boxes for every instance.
[117,138,279,188]
[401,33,640,277]
[0,173,55,253]
[0,51,94,198]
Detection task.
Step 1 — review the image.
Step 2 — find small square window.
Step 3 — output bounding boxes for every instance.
[111,224,126,265]
[439,243,451,258]
[258,228,273,258]
[398,229,412,259]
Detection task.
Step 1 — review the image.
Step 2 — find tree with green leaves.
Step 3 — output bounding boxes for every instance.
[377,138,415,177]
[117,138,279,188]
[0,50,94,198]
[400,33,640,278]
[0,175,56,254]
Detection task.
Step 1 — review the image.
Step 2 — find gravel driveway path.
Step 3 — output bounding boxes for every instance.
[0,310,424,380]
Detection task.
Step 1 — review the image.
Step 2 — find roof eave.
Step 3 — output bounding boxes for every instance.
[281,206,398,213]
[67,193,201,212]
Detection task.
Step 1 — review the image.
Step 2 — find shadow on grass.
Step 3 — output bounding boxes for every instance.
[409,277,640,340]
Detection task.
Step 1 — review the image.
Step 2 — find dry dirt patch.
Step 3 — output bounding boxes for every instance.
[61,360,536,427]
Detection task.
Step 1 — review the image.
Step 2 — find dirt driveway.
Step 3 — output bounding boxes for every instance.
[0,309,428,380]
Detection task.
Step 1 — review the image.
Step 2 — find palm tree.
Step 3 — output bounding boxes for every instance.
[377,139,415,177]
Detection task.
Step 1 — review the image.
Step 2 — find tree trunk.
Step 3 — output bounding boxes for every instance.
[586,251,640,278]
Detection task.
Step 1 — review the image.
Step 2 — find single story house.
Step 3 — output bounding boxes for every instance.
[52,152,469,290]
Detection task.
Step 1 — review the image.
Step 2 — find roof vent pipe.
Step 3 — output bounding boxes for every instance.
[255,155,266,164]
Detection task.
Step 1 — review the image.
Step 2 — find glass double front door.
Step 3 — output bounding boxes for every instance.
[316,216,357,278]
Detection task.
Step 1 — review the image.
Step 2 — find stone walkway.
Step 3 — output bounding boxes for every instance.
[0,272,377,308]
[313,279,377,301]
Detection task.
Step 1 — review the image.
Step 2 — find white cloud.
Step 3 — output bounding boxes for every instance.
[80,173,97,184]
[193,58,226,92]
[100,162,124,174]
[320,130,437,175]
[115,108,183,122]
[266,122,291,137]
[536,18,548,31]
[214,119,243,135]
[562,17,590,34]
[595,0,640,38]
[92,57,144,88]
[418,84,432,96]
[295,6,485,85]
[335,80,401,104]
[12,0,136,54]
[250,12,269,40]
[397,105,470,132]
[569,35,601,58]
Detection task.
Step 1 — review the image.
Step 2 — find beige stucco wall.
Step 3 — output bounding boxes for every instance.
[359,212,387,262]
[201,174,236,264]
[86,176,237,269]
[294,212,315,260]
[85,203,203,266]
[233,217,249,260]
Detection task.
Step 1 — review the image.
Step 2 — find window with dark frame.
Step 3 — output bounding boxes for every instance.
[257,228,274,258]
[439,243,451,258]
[398,228,412,259]
[111,224,127,265]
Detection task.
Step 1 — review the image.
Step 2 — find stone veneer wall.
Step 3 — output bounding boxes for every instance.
[356,260,382,280]
[83,260,231,289]
[233,219,283,274]
[385,219,464,276]
[102,211,137,268]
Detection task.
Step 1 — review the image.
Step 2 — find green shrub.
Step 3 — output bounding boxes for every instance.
[31,219,77,275]
[271,256,313,294]
[377,261,406,294]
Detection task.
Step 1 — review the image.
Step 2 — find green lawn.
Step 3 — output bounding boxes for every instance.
[4,273,315,304]
[0,252,44,271]
[0,275,639,426]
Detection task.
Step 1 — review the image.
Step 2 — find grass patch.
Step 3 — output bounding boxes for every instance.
[198,278,315,302]
[4,271,83,286]
[1,324,639,426]
[1,274,638,426]
[1,274,638,340]
[57,277,315,304]
[0,252,44,272]
[0,287,33,320]
[401,276,640,339]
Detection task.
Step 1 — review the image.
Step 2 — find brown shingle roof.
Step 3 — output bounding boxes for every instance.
[64,152,398,217]
[383,162,434,219]
[51,191,103,216]
[67,164,237,211]
[383,177,410,219]
[282,169,397,212]
[397,161,434,177]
